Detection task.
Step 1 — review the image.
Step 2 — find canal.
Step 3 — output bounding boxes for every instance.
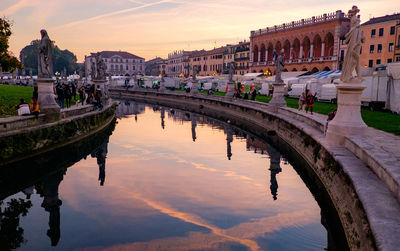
[0,100,348,251]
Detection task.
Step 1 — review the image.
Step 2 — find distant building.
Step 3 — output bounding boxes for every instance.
[360,13,400,67]
[250,10,350,74]
[189,47,226,77]
[145,57,167,76]
[395,22,400,62]
[84,51,145,77]
[167,50,193,77]
[234,41,250,75]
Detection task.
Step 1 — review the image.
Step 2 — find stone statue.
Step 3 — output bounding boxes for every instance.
[192,65,198,81]
[38,29,53,78]
[275,49,285,83]
[94,53,106,80]
[340,6,364,83]
[90,53,106,80]
[229,63,235,82]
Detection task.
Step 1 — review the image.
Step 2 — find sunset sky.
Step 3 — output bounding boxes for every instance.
[1,0,399,62]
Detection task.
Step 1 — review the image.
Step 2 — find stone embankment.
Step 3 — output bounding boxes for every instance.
[109,87,400,251]
[0,101,117,166]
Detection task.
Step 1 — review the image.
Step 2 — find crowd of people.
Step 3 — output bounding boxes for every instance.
[15,81,106,118]
[298,91,315,114]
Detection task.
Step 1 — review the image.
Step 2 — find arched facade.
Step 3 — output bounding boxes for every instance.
[249,12,349,74]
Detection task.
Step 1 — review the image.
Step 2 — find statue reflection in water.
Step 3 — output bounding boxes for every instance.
[161,107,165,129]
[91,138,109,186]
[191,114,197,142]
[36,169,66,246]
[225,125,233,160]
[268,147,282,201]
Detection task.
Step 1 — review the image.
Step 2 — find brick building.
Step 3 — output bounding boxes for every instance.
[395,23,400,62]
[85,51,144,77]
[250,10,350,74]
[234,41,250,75]
[360,13,400,67]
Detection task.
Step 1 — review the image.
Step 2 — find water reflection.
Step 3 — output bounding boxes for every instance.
[0,120,115,249]
[0,101,349,250]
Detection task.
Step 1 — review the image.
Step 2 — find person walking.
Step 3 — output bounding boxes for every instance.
[32,86,38,102]
[305,91,314,114]
[298,92,305,111]
[56,84,65,108]
[64,85,72,108]
[251,88,257,101]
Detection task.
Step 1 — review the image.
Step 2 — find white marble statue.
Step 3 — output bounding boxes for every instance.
[340,6,365,83]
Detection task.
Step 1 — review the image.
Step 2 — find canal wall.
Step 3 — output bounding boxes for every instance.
[109,88,400,251]
[0,102,117,166]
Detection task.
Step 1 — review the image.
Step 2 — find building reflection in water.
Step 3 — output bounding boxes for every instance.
[115,100,145,120]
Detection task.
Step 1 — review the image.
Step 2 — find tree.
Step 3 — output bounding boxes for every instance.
[0,18,23,72]
[20,40,78,76]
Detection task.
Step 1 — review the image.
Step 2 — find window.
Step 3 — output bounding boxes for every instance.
[126,59,128,63]
[368,60,373,67]
[111,65,114,70]
[377,44,382,53]
[340,50,345,61]
[370,45,375,53]
[390,26,395,35]
[120,65,123,71]
[371,29,376,37]
[379,28,384,37]
[389,43,394,52]
[387,58,392,63]
[126,65,128,70]
[132,66,135,70]
[376,59,381,65]
[396,56,400,62]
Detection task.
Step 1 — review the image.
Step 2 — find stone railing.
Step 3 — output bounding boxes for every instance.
[251,10,347,37]
[250,56,337,67]
[0,104,96,134]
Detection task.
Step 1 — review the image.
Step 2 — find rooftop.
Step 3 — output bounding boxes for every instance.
[361,13,400,26]
[93,51,144,60]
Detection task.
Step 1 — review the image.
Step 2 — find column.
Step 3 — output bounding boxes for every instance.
[258,51,261,63]
[310,44,314,58]
[265,50,269,62]
[299,45,304,58]
[321,42,325,57]
[251,52,254,62]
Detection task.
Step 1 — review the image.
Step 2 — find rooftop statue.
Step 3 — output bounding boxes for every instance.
[275,49,285,83]
[340,6,364,83]
[38,30,53,78]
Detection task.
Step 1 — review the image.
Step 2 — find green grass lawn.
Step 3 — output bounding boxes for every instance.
[0,85,33,117]
[0,85,78,117]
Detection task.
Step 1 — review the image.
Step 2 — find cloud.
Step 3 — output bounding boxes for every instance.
[0,0,35,16]
[58,0,181,28]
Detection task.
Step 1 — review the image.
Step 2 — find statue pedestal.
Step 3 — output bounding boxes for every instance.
[159,80,166,92]
[326,82,367,145]
[268,82,286,112]
[37,78,60,118]
[225,81,235,100]
[190,80,198,95]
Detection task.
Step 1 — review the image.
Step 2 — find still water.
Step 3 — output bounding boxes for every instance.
[0,100,346,251]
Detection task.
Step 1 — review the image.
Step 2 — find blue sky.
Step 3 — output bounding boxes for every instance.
[1,0,399,61]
